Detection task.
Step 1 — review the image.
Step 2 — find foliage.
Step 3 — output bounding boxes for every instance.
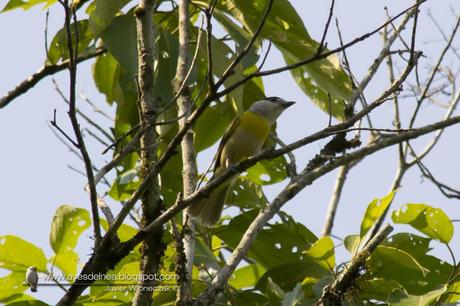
[0,0,459,305]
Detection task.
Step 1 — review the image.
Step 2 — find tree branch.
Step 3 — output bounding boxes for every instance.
[0,47,105,109]
[174,0,198,304]
[132,0,165,305]
[315,224,393,306]
[59,0,101,244]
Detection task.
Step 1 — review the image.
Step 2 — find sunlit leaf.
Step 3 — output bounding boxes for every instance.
[0,272,27,300]
[392,204,454,243]
[387,287,446,306]
[303,236,335,271]
[0,236,47,272]
[361,190,396,237]
[229,264,266,289]
[50,205,91,254]
[1,0,55,12]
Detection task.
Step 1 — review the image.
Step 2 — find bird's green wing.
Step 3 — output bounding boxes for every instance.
[213,113,242,171]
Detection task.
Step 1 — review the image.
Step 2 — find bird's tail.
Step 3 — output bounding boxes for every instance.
[189,177,234,226]
[31,284,37,292]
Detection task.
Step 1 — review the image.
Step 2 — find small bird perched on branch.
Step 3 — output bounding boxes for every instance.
[26,266,38,292]
[189,97,295,226]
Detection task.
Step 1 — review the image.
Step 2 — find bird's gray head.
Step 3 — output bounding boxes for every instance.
[248,97,295,123]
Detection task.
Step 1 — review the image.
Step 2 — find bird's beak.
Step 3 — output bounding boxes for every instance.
[282,101,295,108]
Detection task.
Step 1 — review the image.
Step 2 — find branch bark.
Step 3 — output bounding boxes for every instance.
[0,48,105,109]
[174,0,198,304]
[315,224,393,306]
[132,1,165,305]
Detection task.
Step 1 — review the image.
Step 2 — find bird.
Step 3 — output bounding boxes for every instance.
[189,96,295,226]
[26,266,38,292]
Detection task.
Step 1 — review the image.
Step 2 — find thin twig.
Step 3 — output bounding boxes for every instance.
[317,0,335,55]
[0,47,106,109]
[60,0,101,244]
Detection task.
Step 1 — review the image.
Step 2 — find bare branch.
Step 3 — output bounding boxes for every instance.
[59,0,101,244]
[0,47,106,109]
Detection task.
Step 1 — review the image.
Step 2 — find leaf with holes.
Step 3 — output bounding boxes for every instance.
[0,272,29,300]
[214,0,352,120]
[367,246,429,294]
[215,210,317,269]
[49,205,91,276]
[383,233,431,257]
[361,190,396,237]
[246,156,288,185]
[392,204,454,243]
[0,236,47,272]
[227,177,269,209]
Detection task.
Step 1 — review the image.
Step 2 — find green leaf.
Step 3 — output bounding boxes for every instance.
[344,234,360,254]
[50,205,91,254]
[193,237,220,270]
[0,272,27,300]
[100,219,137,242]
[194,100,234,152]
[444,280,460,303]
[230,291,269,306]
[303,236,335,271]
[1,0,55,12]
[216,210,317,269]
[356,278,402,302]
[229,264,266,289]
[387,287,446,306]
[257,261,328,295]
[392,204,454,243]
[92,53,120,105]
[361,190,396,237]
[281,283,305,306]
[88,0,131,37]
[216,0,352,120]
[367,246,428,293]
[50,250,79,277]
[0,236,47,272]
[100,14,138,78]
[108,169,140,201]
[246,156,288,185]
[383,233,431,257]
[227,177,269,209]
[47,19,94,65]
[213,11,259,69]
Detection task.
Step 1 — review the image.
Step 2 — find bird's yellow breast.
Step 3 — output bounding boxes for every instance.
[219,111,271,166]
[238,111,271,139]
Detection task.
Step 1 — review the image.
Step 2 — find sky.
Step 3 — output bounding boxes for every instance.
[0,0,459,304]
